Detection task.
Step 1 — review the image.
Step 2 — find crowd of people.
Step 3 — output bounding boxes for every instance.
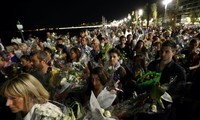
[0,23,200,120]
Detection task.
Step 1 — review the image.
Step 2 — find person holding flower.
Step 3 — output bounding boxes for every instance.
[0,73,73,120]
[147,40,186,120]
[106,48,129,102]
[148,40,186,98]
[83,66,119,120]
[84,66,119,108]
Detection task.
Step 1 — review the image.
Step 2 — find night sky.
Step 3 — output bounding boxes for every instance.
[0,0,154,32]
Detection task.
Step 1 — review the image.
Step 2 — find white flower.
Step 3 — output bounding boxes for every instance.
[103,110,111,117]
[60,77,67,86]
[100,108,111,118]
[33,103,66,119]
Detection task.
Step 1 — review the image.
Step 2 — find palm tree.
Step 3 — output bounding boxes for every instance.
[151,3,158,26]
[172,0,179,31]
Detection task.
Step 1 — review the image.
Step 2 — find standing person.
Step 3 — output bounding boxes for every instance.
[106,48,129,101]
[115,35,130,60]
[148,40,186,120]
[148,40,186,96]
[0,73,72,120]
[109,31,119,48]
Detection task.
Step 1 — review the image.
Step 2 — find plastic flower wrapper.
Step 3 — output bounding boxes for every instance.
[54,62,86,94]
[150,84,173,109]
[31,102,70,120]
[97,87,117,109]
[83,91,116,120]
[136,71,161,89]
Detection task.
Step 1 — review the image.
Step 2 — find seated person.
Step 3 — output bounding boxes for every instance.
[84,66,119,109]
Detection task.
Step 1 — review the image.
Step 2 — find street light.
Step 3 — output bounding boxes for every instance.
[16,21,25,43]
[163,0,172,24]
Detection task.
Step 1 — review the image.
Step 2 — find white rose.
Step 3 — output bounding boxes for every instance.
[60,78,67,85]
[103,110,111,117]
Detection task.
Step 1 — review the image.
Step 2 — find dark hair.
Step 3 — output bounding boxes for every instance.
[91,66,110,86]
[56,37,63,42]
[0,51,8,61]
[30,50,48,62]
[56,44,64,50]
[189,39,198,49]
[127,34,132,39]
[20,55,31,61]
[108,48,121,56]
[44,47,53,55]
[70,47,81,61]
[119,35,126,41]
[161,40,177,50]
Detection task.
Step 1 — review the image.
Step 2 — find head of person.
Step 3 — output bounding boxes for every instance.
[19,43,28,53]
[0,73,49,113]
[189,39,198,50]
[91,66,110,89]
[135,40,144,49]
[30,50,48,70]
[56,37,64,45]
[20,55,32,68]
[119,35,126,44]
[0,51,8,69]
[55,44,65,53]
[160,40,177,62]
[44,47,53,61]
[127,34,133,42]
[91,37,100,48]
[69,47,81,62]
[110,31,115,38]
[108,48,121,66]
[81,36,89,46]
[11,42,19,51]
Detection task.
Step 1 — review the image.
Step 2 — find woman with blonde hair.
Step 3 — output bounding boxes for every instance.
[0,73,73,120]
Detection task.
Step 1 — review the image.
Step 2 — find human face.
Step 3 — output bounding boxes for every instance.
[81,37,87,46]
[109,53,119,66]
[44,51,51,60]
[120,37,126,44]
[21,58,28,67]
[160,46,175,63]
[91,74,101,88]
[31,55,42,69]
[70,50,77,61]
[6,96,25,113]
[138,41,144,48]
[127,35,132,42]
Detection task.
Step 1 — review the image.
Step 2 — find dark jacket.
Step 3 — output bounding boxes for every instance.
[148,60,186,98]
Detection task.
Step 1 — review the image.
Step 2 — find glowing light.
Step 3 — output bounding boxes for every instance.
[138,9,143,16]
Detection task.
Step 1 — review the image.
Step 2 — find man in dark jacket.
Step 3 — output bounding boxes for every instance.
[148,40,186,120]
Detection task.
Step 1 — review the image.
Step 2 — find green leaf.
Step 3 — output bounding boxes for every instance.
[150,85,165,109]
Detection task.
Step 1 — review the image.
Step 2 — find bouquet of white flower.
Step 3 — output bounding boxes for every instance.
[54,62,86,94]
[31,102,73,120]
[83,91,116,120]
